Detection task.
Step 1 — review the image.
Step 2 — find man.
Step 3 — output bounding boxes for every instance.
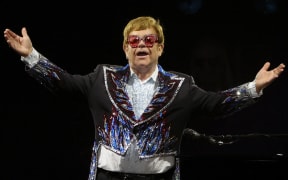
[4,16,285,180]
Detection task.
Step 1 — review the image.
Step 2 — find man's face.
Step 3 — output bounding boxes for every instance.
[123,28,163,71]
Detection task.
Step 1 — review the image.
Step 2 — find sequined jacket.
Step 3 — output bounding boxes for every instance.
[25,56,258,180]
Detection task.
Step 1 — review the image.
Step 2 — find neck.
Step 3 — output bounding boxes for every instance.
[131,65,157,81]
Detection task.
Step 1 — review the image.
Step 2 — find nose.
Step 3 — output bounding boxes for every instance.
[137,39,146,48]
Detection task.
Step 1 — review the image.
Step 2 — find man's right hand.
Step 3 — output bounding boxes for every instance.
[4,27,33,57]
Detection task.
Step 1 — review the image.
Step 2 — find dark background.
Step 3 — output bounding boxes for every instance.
[1,0,288,179]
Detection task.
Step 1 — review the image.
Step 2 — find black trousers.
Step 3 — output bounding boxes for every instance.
[96,168,174,180]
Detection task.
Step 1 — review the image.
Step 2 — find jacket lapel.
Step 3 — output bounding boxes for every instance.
[104,65,185,125]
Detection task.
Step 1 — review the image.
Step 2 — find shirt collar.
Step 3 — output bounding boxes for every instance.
[130,65,159,83]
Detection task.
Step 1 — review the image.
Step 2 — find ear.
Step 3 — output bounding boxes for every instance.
[157,44,164,56]
[123,44,129,58]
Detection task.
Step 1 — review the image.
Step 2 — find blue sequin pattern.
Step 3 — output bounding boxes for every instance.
[88,141,98,180]
[25,58,65,92]
[221,83,256,115]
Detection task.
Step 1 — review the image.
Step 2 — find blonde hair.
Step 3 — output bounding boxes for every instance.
[123,16,164,46]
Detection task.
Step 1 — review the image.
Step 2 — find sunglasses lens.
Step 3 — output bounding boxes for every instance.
[144,35,157,47]
[128,36,139,48]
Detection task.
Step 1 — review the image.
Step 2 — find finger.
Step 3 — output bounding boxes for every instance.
[21,27,28,37]
[261,61,271,71]
[4,30,13,43]
[274,63,285,75]
[3,29,11,39]
[5,29,18,39]
[271,64,284,78]
[279,63,285,70]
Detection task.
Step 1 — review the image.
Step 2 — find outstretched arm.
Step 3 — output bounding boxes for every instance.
[255,62,285,94]
[4,27,33,57]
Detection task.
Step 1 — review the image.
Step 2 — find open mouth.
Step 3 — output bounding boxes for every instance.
[136,51,149,56]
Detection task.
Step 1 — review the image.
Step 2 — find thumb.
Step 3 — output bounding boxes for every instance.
[21,27,29,37]
[261,61,271,71]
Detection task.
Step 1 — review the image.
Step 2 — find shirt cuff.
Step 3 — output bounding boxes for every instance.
[20,48,40,68]
[247,80,263,98]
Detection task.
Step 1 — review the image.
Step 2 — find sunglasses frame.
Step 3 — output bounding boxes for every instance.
[127,34,158,48]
